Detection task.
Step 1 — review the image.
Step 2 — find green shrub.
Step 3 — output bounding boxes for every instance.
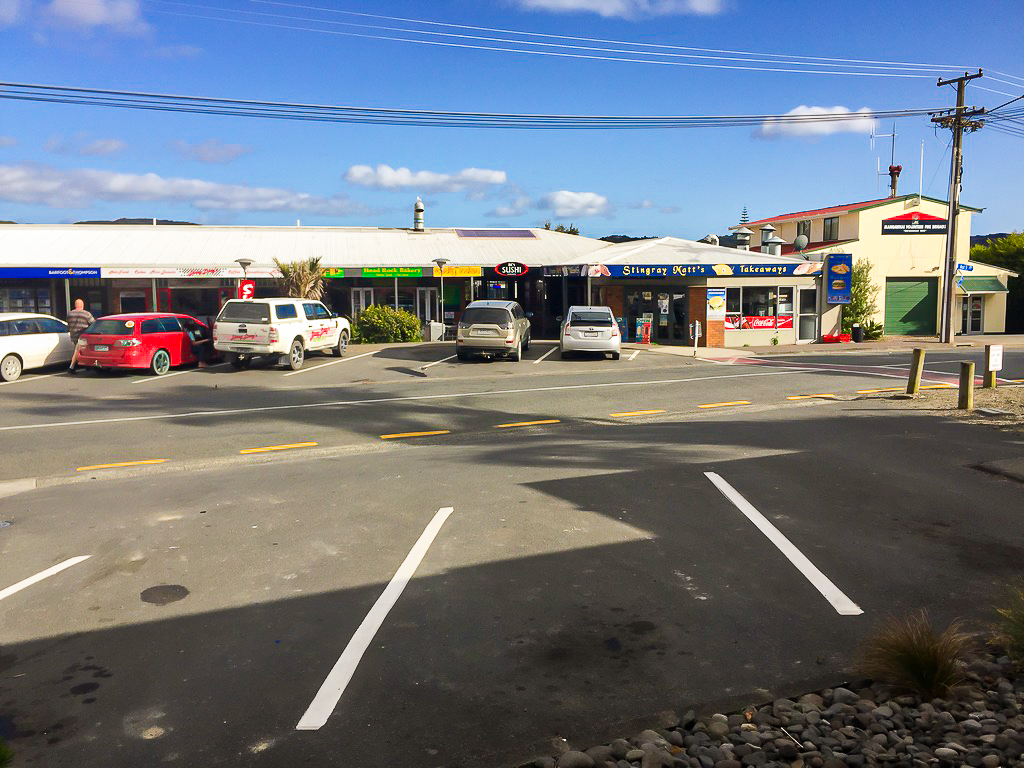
[994,576,1024,667]
[0,737,13,768]
[863,320,884,340]
[855,610,973,699]
[353,305,422,343]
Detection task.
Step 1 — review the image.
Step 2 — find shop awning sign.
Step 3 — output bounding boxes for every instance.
[590,263,821,278]
[0,267,101,278]
[495,261,528,277]
[881,212,947,235]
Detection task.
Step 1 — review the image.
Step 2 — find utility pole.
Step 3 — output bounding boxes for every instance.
[931,70,984,344]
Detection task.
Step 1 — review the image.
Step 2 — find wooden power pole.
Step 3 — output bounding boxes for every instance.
[931,70,984,344]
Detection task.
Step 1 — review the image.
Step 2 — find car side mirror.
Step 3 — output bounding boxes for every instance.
[526,311,534,319]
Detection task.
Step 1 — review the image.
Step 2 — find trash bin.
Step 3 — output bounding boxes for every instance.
[851,323,864,343]
[423,321,445,341]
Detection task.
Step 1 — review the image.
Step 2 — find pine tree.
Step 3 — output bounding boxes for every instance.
[739,206,749,224]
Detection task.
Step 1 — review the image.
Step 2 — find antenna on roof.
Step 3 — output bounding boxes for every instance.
[871,122,898,195]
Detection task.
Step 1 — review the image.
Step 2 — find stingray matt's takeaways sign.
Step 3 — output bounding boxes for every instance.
[881,211,947,235]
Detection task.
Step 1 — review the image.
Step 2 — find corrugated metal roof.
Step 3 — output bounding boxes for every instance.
[581,236,815,266]
[0,225,609,269]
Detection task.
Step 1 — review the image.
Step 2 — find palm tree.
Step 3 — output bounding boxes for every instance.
[274,257,325,300]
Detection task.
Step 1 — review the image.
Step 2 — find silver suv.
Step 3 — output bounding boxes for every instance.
[456,300,531,361]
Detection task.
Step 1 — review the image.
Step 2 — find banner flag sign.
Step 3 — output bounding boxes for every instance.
[826,254,853,304]
[881,212,947,235]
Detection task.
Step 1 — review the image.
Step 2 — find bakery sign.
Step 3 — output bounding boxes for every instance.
[881,211,947,235]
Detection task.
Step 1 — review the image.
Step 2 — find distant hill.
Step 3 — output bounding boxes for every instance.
[600,235,658,244]
[971,233,1010,247]
[75,218,198,225]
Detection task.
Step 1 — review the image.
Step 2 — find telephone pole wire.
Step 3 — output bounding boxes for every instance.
[931,69,984,344]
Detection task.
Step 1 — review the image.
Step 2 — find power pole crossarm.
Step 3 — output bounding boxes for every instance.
[931,69,984,344]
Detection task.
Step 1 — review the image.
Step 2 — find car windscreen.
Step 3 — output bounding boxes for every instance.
[569,311,614,326]
[460,308,511,325]
[217,302,271,323]
[84,319,135,335]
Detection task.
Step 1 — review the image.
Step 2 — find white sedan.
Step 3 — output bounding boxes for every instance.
[0,313,75,382]
[559,305,622,360]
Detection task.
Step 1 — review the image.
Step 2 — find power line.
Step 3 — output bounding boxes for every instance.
[0,82,940,130]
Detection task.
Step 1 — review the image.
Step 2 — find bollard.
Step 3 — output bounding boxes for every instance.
[958,361,975,410]
[983,344,998,389]
[906,348,926,395]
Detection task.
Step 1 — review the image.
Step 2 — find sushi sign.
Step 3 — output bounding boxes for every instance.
[881,211,948,235]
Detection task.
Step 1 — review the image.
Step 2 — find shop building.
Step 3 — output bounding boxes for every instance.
[733,194,1015,336]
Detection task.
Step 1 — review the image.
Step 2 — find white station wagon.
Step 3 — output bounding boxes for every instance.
[0,312,75,381]
[213,298,351,371]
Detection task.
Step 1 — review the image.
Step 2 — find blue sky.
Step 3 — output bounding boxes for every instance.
[1,0,1022,238]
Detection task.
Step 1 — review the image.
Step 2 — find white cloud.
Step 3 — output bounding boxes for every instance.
[172,139,251,164]
[660,205,680,214]
[0,136,17,148]
[757,105,876,138]
[0,163,366,216]
[344,164,507,192]
[0,0,25,25]
[45,135,126,156]
[486,196,532,218]
[512,0,723,18]
[43,0,147,31]
[539,190,612,218]
[146,44,201,59]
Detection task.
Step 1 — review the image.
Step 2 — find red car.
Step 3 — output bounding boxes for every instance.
[77,313,212,375]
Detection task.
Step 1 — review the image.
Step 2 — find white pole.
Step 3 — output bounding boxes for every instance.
[919,140,924,199]
[394,277,398,310]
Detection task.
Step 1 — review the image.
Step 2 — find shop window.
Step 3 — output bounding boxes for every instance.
[776,287,794,330]
[823,216,840,241]
[796,220,811,239]
[741,287,774,318]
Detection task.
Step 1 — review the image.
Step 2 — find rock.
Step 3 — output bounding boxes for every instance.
[637,730,667,746]
[962,719,983,732]
[822,760,846,768]
[712,761,741,768]
[798,694,825,711]
[740,753,766,767]
[934,747,958,760]
[626,750,646,762]
[641,750,671,768]
[611,740,633,759]
[535,759,556,768]
[680,711,698,729]
[832,688,860,705]
[558,752,595,768]
[708,722,731,740]
[711,714,730,724]
[872,706,894,719]
[586,747,615,764]
[981,755,1000,768]
[667,731,685,747]
[778,743,800,761]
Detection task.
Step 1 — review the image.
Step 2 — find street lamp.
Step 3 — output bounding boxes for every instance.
[432,257,449,326]
[234,258,254,300]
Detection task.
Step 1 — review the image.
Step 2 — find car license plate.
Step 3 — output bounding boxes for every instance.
[474,329,496,336]
[94,344,109,351]
[231,346,252,351]
[583,332,598,337]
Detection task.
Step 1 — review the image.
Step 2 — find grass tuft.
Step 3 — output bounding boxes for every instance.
[994,576,1024,667]
[0,737,13,768]
[855,609,973,700]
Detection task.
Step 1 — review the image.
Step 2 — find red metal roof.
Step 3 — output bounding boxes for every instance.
[779,239,856,255]
[742,197,895,228]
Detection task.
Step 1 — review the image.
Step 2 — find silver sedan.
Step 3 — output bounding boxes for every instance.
[559,306,621,360]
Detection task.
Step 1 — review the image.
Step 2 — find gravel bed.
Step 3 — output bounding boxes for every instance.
[529,651,1024,768]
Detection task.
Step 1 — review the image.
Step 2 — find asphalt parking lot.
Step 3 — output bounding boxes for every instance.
[1,345,1023,767]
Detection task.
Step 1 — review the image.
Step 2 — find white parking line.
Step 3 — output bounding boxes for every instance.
[419,354,457,371]
[704,472,862,616]
[0,556,92,602]
[0,372,65,387]
[0,369,815,433]
[533,347,557,364]
[284,350,377,377]
[297,506,454,730]
[132,363,229,384]
[627,350,640,361]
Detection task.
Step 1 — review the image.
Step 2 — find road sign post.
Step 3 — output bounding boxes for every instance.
[984,344,1002,389]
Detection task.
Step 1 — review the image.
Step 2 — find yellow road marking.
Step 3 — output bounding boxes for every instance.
[496,419,561,428]
[240,442,319,454]
[920,383,955,389]
[610,409,667,417]
[786,394,837,400]
[77,459,168,472]
[856,387,903,394]
[380,430,451,440]
[697,400,751,409]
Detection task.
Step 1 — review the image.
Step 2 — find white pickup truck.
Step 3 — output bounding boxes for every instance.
[213,298,351,370]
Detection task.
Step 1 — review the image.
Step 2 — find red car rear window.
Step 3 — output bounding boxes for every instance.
[85,319,135,335]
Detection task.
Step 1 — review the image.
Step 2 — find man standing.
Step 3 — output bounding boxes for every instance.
[66,299,95,374]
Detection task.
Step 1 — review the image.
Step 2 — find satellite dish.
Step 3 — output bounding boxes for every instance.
[793,234,809,252]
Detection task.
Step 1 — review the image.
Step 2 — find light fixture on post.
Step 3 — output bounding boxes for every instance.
[234,257,254,300]
[432,257,449,326]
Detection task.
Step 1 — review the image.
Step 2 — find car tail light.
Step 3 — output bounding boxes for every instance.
[269,326,279,342]
[564,324,571,335]
[116,338,142,347]
[611,325,620,336]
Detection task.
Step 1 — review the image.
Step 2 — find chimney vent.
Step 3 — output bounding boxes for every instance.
[413,197,425,231]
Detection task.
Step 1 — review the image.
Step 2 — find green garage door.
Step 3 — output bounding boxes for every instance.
[885,278,938,335]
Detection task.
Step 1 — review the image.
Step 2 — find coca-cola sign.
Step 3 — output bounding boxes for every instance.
[495,261,528,277]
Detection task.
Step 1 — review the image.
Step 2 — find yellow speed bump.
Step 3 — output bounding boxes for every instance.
[380,430,450,440]
[240,442,319,454]
[610,410,666,417]
[697,400,751,409]
[786,394,837,401]
[77,459,168,472]
[496,419,561,429]
[856,387,903,394]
